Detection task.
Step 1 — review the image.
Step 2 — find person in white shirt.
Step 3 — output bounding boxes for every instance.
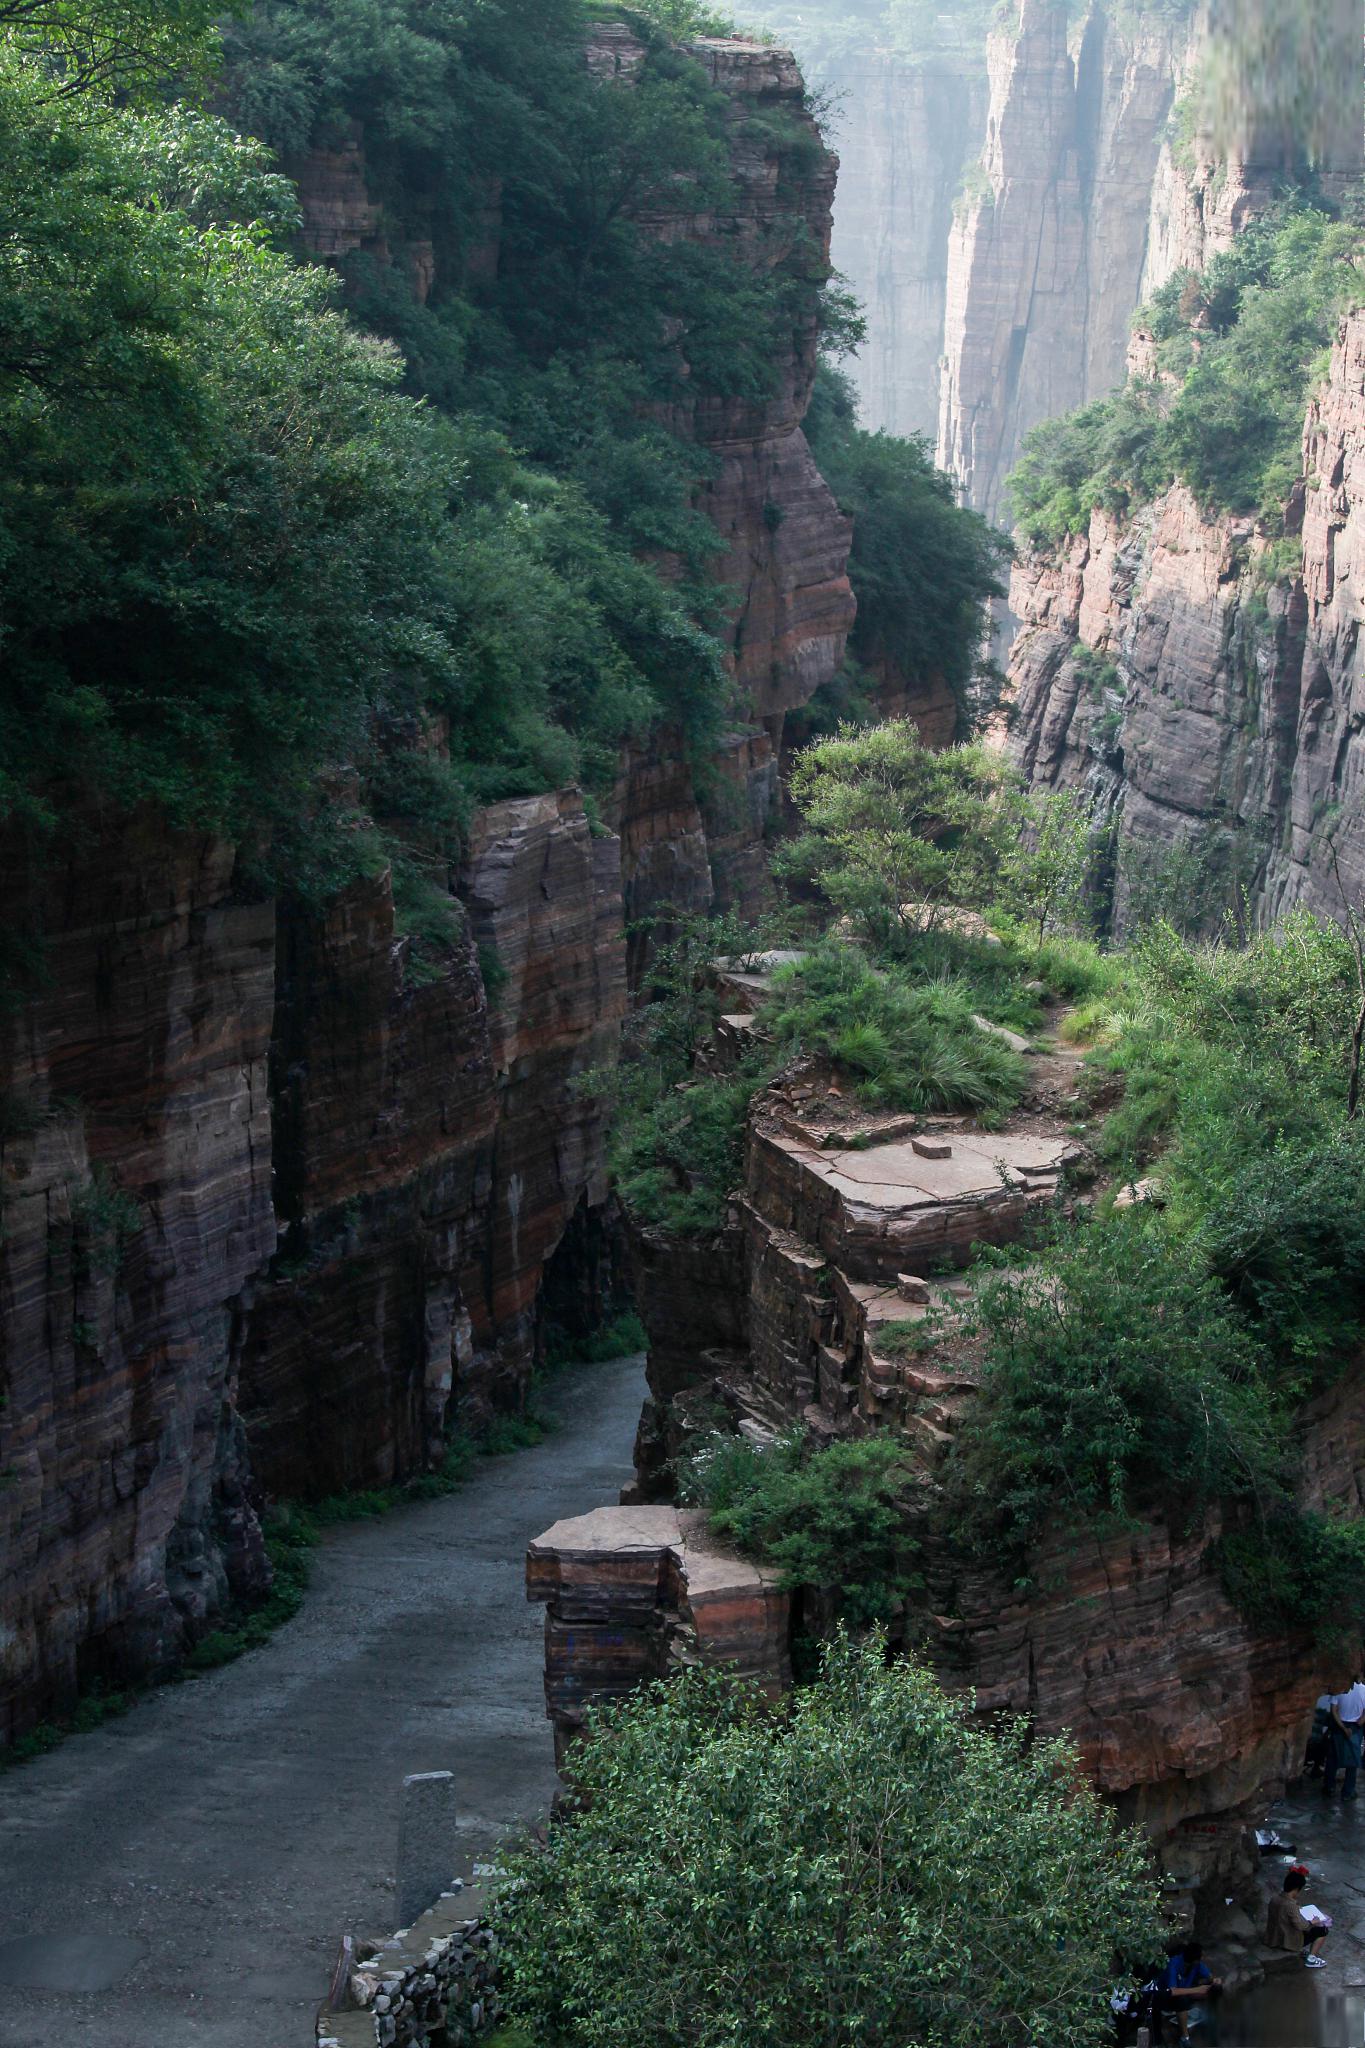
[1323,1678,1365,1800]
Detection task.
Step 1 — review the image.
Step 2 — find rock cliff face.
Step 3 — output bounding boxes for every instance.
[1007,307,1365,931]
[937,0,1187,520]
[0,36,852,1740]
[0,822,276,1741]
[605,977,1356,1888]
[824,51,988,442]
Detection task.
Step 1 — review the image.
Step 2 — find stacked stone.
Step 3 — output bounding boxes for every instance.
[527,1505,791,1764]
[317,1889,501,2048]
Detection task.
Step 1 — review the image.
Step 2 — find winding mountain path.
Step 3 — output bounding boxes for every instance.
[0,1352,646,2048]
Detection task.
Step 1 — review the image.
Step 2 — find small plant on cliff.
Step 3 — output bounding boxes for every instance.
[946,1214,1283,1564]
[493,1633,1163,2048]
[678,1427,922,1625]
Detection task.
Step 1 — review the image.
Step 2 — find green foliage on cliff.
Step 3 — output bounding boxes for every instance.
[804,365,1008,735]
[764,945,1026,1115]
[494,1634,1163,2048]
[679,1429,922,1624]
[946,906,1365,1636]
[949,1214,1282,1552]
[1009,201,1364,545]
[0,0,842,888]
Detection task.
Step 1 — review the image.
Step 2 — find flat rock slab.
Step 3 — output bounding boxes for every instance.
[803,1128,1074,1209]
[0,1935,147,1993]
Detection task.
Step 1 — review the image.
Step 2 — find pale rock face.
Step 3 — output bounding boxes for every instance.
[823,52,989,441]
[937,0,1187,520]
[1007,309,1365,930]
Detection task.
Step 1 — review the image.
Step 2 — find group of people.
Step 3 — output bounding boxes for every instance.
[1309,1676,1365,1800]
[1139,1868,1328,2043]
[1114,1677,1362,2041]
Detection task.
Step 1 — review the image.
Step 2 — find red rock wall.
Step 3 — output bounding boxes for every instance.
[0,34,854,1739]
[1007,309,1365,929]
[0,820,276,1741]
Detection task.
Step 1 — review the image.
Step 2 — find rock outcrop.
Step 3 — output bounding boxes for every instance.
[0,34,853,1740]
[1007,306,1365,931]
[597,976,1358,1896]
[527,1504,791,1763]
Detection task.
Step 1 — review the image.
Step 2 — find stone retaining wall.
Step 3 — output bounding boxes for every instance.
[316,1883,500,2048]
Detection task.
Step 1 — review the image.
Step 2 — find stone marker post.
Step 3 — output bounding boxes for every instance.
[397,1771,457,1930]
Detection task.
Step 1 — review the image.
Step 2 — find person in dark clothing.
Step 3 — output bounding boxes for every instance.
[1161,1941,1220,2041]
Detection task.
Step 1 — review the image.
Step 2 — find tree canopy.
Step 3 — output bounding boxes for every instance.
[495,1634,1162,2048]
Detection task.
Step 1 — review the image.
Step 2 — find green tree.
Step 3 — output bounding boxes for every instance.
[1000,787,1097,943]
[0,0,224,98]
[804,364,1007,735]
[495,1634,1163,2048]
[779,720,1016,948]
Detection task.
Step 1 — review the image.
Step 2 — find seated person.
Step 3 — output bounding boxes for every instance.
[1266,1868,1329,1967]
[1161,1940,1220,2039]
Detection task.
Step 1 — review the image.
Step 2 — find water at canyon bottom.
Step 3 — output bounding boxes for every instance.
[1216,1974,1365,2045]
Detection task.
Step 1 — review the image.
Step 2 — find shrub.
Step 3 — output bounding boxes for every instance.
[678,1429,922,1625]
[804,363,1007,734]
[494,1634,1163,2048]
[613,1063,762,1233]
[765,944,1026,1118]
[1217,1511,1365,1643]
[947,1213,1283,1559]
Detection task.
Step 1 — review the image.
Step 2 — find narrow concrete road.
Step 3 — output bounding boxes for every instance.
[0,1353,645,2048]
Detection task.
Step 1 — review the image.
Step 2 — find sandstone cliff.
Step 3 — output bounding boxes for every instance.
[1007,306,1365,931]
[937,0,1188,519]
[0,36,853,1741]
[823,49,988,442]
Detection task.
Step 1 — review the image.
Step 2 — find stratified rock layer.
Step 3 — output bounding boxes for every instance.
[0,822,276,1737]
[1008,308,1365,928]
[527,1504,791,1762]
[0,35,852,1740]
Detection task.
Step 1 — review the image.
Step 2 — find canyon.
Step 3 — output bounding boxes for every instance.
[5,9,1365,2020]
[810,0,1198,512]
[0,28,854,1743]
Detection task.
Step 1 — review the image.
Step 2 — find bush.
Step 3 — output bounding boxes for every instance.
[614,1063,763,1234]
[494,1634,1163,2048]
[804,363,1007,734]
[948,1213,1283,1559]
[1218,1511,1365,1643]
[678,1429,922,1624]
